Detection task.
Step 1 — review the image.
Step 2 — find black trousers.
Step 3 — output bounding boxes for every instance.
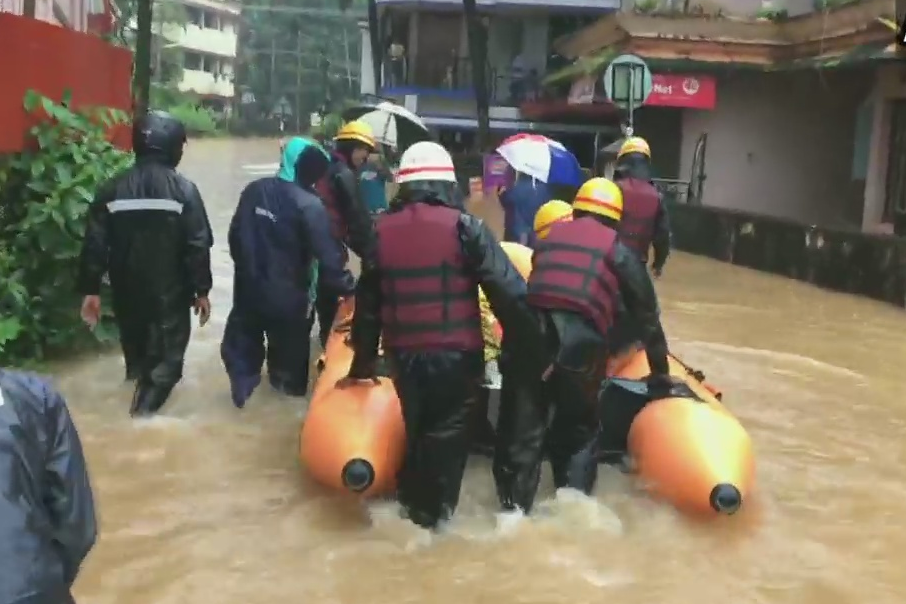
[388,349,485,529]
[493,324,603,513]
[315,274,340,349]
[113,296,192,416]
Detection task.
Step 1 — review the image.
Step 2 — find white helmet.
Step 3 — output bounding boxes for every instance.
[396,141,457,184]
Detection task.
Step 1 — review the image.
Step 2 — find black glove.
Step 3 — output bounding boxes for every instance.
[645,372,678,398]
[347,357,377,381]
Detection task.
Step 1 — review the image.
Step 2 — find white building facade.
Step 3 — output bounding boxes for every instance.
[162,0,240,107]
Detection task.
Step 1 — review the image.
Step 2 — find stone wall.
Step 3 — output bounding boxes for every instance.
[669,203,906,308]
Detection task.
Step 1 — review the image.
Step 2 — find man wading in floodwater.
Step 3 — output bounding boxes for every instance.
[77,111,214,416]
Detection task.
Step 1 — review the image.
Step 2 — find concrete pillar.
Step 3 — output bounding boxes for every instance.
[862,68,895,231]
[359,20,376,96]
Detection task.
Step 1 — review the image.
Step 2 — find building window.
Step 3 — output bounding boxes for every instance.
[186,6,202,26]
[184,51,202,71]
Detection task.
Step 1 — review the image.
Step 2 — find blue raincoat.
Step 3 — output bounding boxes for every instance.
[500,173,551,249]
[221,138,355,406]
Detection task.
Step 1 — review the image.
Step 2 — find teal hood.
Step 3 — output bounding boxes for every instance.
[277,137,330,185]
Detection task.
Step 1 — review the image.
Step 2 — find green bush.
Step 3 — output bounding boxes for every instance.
[0,90,132,365]
[167,102,220,135]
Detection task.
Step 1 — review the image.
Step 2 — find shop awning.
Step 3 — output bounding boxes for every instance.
[543,38,896,88]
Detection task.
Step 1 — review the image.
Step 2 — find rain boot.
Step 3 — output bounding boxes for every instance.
[129,382,175,417]
[230,374,261,408]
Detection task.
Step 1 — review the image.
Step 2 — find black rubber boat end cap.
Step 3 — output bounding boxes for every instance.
[709,483,742,515]
[341,458,375,493]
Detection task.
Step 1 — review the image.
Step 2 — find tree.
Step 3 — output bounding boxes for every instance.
[134,0,152,115]
[110,0,190,114]
[234,0,362,123]
[463,0,490,150]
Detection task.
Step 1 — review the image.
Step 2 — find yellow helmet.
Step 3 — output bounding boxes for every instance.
[335,120,376,149]
[572,178,624,221]
[617,136,651,159]
[533,199,573,240]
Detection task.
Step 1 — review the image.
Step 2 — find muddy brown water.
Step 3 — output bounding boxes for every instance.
[47,139,906,603]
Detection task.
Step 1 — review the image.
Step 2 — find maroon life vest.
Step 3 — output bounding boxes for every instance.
[617,177,659,261]
[314,153,350,256]
[526,217,621,336]
[376,202,483,351]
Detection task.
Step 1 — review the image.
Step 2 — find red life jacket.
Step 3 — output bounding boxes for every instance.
[314,154,350,256]
[376,202,483,351]
[526,217,620,336]
[616,177,659,261]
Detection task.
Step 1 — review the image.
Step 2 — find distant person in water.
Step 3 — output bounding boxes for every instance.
[0,369,97,604]
[612,137,671,278]
[499,171,550,249]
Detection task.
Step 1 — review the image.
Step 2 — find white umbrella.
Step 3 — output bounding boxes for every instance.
[343,101,428,150]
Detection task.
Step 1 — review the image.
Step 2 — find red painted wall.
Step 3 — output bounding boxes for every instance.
[0,13,133,153]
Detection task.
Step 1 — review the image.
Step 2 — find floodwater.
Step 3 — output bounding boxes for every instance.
[52,138,906,603]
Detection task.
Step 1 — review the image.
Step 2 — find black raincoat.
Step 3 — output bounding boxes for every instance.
[493,213,670,513]
[349,188,530,529]
[221,141,355,405]
[77,154,213,416]
[0,369,97,604]
[314,152,377,346]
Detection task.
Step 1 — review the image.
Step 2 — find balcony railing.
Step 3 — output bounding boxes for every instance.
[382,55,480,91]
[381,53,546,108]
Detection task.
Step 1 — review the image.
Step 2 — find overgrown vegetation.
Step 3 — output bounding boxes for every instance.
[0,91,133,365]
[167,102,220,134]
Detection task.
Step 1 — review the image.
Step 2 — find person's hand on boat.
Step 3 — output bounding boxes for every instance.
[645,372,679,397]
[335,374,380,388]
[651,265,663,279]
[337,359,379,388]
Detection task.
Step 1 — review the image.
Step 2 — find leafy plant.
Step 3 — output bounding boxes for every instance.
[167,102,220,135]
[0,90,132,364]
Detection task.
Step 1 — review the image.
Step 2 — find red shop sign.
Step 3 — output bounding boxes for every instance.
[645,74,717,110]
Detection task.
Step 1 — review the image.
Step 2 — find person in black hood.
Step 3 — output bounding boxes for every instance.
[492,177,672,514]
[344,142,530,530]
[312,120,378,347]
[77,110,214,416]
[0,369,97,604]
[220,137,355,407]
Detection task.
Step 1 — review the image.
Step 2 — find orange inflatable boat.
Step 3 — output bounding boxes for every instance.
[299,241,754,517]
[599,351,754,516]
[299,298,405,497]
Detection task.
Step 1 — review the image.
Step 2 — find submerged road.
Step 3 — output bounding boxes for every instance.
[52,138,906,603]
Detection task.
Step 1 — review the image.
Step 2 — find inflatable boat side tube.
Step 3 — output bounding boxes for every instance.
[597,378,700,462]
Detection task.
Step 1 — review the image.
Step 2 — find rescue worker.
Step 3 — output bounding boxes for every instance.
[532,199,573,241]
[313,120,379,346]
[612,136,671,277]
[221,138,355,407]
[0,369,97,604]
[77,110,214,416]
[492,177,672,514]
[344,142,529,530]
